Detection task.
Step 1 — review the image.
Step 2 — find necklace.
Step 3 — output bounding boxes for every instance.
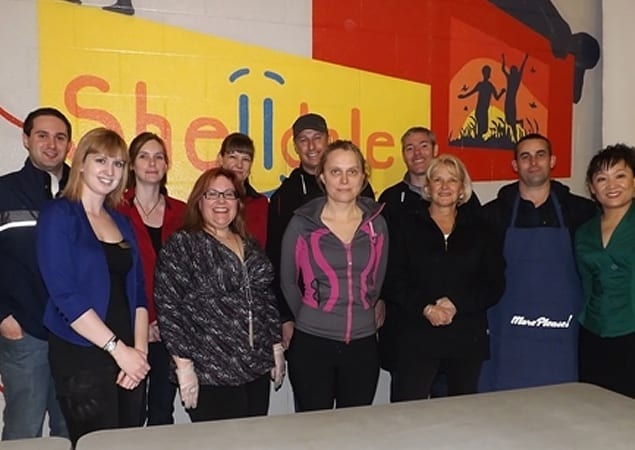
[214,231,244,260]
[134,196,162,217]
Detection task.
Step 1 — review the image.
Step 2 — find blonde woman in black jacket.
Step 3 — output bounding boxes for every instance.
[384,155,505,401]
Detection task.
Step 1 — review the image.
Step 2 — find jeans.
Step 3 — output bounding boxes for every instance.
[144,341,176,425]
[0,333,67,440]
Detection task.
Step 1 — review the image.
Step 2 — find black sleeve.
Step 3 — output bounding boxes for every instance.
[445,223,506,314]
[481,199,508,250]
[265,191,295,323]
[382,216,431,317]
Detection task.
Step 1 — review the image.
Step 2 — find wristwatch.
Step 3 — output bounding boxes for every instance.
[103,335,119,353]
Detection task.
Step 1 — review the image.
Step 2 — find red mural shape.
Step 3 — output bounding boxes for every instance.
[313,0,575,181]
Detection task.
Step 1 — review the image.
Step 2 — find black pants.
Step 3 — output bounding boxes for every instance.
[143,341,176,425]
[53,367,144,447]
[394,354,482,402]
[287,330,379,412]
[579,326,635,399]
[187,373,270,422]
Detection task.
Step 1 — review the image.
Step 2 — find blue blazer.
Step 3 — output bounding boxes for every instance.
[37,198,147,346]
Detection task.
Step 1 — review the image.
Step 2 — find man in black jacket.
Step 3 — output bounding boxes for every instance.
[479,133,597,392]
[378,127,438,227]
[379,126,481,229]
[266,113,374,349]
[0,107,71,440]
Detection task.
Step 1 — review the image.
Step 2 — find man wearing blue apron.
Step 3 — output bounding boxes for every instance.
[480,133,597,391]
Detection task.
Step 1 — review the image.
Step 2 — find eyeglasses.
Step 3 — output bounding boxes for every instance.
[203,189,239,201]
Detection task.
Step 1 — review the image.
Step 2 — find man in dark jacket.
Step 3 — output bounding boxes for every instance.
[379,126,481,231]
[0,107,71,440]
[378,126,438,228]
[266,113,374,349]
[479,133,597,392]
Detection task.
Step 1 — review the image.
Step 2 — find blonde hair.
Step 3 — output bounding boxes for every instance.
[422,155,473,206]
[62,128,129,208]
[315,140,370,192]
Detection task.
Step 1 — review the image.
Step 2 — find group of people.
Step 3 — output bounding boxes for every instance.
[1,107,634,447]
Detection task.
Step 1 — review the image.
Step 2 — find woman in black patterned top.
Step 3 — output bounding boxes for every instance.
[154,167,283,422]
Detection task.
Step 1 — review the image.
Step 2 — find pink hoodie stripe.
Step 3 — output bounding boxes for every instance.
[295,236,318,308]
[310,229,340,311]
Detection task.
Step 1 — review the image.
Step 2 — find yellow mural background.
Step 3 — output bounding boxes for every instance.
[39,0,430,199]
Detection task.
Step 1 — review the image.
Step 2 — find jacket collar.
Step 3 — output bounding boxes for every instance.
[294,195,384,227]
[23,158,70,197]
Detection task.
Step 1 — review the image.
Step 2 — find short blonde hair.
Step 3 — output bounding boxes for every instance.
[63,128,129,209]
[422,155,473,206]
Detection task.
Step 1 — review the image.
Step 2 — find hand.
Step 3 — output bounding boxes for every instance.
[110,342,150,383]
[271,343,286,391]
[374,299,386,329]
[0,315,23,340]
[148,321,161,343]
[423,304,453,327]
[176,360,199,409]
[281,321,295,350]
[435,297,457,321]
[116,371,141,390]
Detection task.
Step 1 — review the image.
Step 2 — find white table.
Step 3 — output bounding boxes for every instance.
[1,437,70,450]
[76,383,634,449]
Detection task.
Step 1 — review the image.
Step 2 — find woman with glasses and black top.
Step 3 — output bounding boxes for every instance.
[154,167,283,422]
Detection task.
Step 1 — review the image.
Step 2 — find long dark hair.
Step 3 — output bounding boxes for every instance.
[127,132,169,192]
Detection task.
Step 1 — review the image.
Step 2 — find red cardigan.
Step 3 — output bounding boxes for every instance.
[245,193,268,249]
[244,180,268,249]
[118,189,186,323]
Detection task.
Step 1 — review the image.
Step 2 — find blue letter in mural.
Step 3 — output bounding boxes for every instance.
[229,68,286,171]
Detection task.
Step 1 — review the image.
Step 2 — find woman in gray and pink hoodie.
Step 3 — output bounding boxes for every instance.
[280,140,388,412]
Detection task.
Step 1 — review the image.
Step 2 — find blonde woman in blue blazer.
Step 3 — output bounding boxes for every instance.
[37,128,149,447]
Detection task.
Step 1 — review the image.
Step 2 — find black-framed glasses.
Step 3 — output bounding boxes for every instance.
[203,189,239,201]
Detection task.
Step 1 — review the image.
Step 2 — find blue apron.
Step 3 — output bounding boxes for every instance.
[479,193,581,391]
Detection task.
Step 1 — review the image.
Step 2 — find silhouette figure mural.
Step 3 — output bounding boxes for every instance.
[447,0,599,152]
[457,65,506,140]
[452,52,542,150]
[501,53,528,142]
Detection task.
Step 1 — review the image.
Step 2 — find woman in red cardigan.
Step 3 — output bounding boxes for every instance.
[217,132,269,249]
[118,132,186,425]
